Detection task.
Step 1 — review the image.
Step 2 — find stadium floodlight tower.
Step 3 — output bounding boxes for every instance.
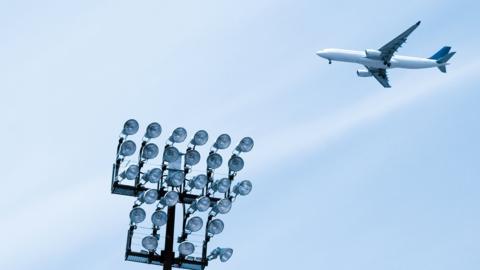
[110,119,255,270]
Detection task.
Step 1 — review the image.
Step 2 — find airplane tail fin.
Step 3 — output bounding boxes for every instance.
[435,51,456,73]
[429,46,451,60]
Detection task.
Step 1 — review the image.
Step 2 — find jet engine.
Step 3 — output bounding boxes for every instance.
[365,49,382,59]
[356,69,372,77]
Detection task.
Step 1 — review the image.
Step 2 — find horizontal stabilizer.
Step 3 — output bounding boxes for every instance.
[436,51,456,73]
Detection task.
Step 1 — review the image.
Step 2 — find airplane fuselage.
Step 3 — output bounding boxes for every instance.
[317,48,442,70]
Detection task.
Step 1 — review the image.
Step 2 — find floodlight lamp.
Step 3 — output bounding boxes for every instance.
[151,210,168,227]
[207,219,224,235]
[119,140,136,157]
[207,153,223,169]
[194,196,211,212]
[143,168,162,183]
[178,241,195,256]
[228,155,244,172]
[142,143,159,160]
[236,137,254,153]
[145,122,162,139]
[189,174,208,190]
[160,191,179,207]
[186,216,203,233]
[191,130,208,146]
[142,235,158,252]
[233,180,252,196]
[163,146,180,163]
[214,134,231,150]
[129,207,146,224]
[122,119,139,136]
[213,199,232,215]
[219,248,233,262]
[120,164,139,180]
[169,127,187,143]
[139,189,158,204]
[185,149,201,166]
[166,171,184,187]
[212,178,231,193]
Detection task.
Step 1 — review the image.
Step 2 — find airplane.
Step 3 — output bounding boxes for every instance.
[316,21,455,88]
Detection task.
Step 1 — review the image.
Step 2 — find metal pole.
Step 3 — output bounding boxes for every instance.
[163,205,176,270]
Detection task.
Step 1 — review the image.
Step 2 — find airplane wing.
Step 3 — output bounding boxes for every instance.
[379,21,421,64]
[366,66,391,88]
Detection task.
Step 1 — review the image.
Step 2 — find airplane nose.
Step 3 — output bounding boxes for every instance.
[316,50,326,58]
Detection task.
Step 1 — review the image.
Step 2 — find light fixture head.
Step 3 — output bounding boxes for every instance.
[151,210,168,227]
[178,241,195,256]
[160,191,179,207]
[119,140,136,157]
[233,180,253,196]
[236,137,254,153]
[189,174,208,190]
[163,146,180,163]
[186,216,203,233]
[129,207,146,224]
[145,122,162,139]
[120,164,139,180]
[191,130,209,146]
[185,149,201,166]
[207,153,223,169]
[207,219,224,235]
[212,178,231,193]
[139,189,158,204]
[142,143,159,160]
[219,248,233,262]
[213,198,232,215]
[142,235,158,252]
[214,134,231,150]
[143,168,162,183]
[194,196,211,212]
[169,127,187,143]
[166,171,184,187]
[228,155,244,172]
[122,119,139,136]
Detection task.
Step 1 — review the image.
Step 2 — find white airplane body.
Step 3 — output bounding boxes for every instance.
[316,21,455,87]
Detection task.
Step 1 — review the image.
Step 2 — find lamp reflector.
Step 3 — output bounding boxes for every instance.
[166,171,184,187]
[142,235,158,252]
[214,134,231,149]
[120,140,136,157]
[194,196,211,212]
[189,174,208,190]
[163,146,180,163]
[236,137,254,153]
[228,155,244,172]
[233,180,253,196]
[219,248,233,262]
[139,189,158,204]
[169,127,187,143]
[213,178,231,193]
[192,130,208,146]
[143,168,162,183]
[207,219,224,235]
[129,207,146,224]
[207,153,222,169]
[160,191,179,207]
[142,143,159,160]
[120,164,139,180]
[178,241,195,256]
[151,210,168,227]
[186,216,203,233]
[122,119,139,136]
[213,199,232,214]
[145,122,162,139]
[185,149,201,166]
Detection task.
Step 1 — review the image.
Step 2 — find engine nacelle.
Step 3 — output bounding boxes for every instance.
[357,69,372,77]
[365,49,382,60]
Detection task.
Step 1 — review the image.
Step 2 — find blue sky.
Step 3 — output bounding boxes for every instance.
[0,1,479,269]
